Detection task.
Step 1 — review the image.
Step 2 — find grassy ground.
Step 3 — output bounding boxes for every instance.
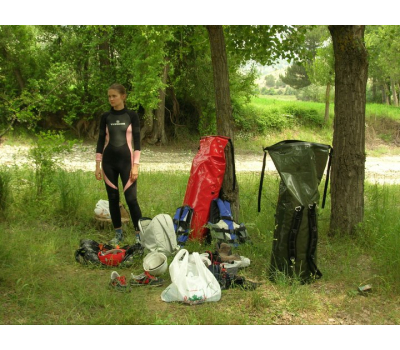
[1,168,399,328]
[1,97,399,346]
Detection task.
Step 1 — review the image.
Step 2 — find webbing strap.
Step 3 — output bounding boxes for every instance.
[173,206,193,233]
[257,148,268,212]
[322,147,333,209]
[288,206,304,267]
[228,139,236,191]
[307,203,322,279]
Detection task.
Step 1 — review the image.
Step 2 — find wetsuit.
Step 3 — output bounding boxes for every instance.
[96,107,142,230]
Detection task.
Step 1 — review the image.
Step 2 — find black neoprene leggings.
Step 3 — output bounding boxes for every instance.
[102,145,142,231]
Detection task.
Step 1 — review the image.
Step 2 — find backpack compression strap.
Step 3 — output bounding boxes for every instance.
[307,203,322,279]
[173,206,192,232]
[257,147,268,213]
[173,206,193,245]
[227,138,236,191]
[216,199,235,231]
[288,206,304,268]
[322,147,333,209]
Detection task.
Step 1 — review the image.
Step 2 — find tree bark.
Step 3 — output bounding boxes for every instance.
[383,83,390,105]
[324,82,331,125]
[140,108,154,142]
[328,25,368,236]
[1,47,25,91]
[391,77,399,107]
[397,83,400,107]
[206,25,239,220]
[148,62,169,145]
[372,78,377,102]
[98,41,111,69]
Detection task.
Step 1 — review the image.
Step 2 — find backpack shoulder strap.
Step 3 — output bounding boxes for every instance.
[258,147,268,212]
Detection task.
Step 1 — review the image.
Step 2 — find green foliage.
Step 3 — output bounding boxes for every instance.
[1,24,399,144]
[306,43,334,87]
[359,183,400,290]
[0,166,13,219]
[115,26,172,112]
[280,63,311,89]
[295,84,333,102]
[264,74,276,87]
[234,96,327,134]
[28,131,78,196]
[226,25,310,66]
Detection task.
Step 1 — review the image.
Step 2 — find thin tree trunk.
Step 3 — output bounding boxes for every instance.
[98,41,111,69]
[397,83,400,107]
[372,78,377,102]
[328,25,368,236]
[140,108,154,142]
[1,47,25,90]
[391,77,399,106]
[206,25,239,220]
[148,62,169,145]
[383,83,390,105]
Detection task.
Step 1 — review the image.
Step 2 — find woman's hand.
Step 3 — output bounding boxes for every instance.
[95,163,102,180]
[130,163,139,182]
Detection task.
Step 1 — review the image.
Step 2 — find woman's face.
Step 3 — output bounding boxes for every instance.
[108,89,126,110]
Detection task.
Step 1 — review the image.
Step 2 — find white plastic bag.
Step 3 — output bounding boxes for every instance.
[161,249,221,305]
[94,200,111,219]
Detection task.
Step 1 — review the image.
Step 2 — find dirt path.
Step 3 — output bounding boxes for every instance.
[1,144,400,184]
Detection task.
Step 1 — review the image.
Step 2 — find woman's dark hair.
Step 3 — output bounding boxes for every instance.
[108,83,126,95]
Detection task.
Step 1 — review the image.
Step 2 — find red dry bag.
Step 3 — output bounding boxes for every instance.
[183,136,230,240]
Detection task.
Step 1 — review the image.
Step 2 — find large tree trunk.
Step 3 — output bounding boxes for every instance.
[324,82,331,125]
[206,25,239,220]
[328,25,368,236]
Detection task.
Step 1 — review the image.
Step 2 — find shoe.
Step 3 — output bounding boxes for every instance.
[109,271,130,292]
[130,271,164,287]
[109,236,124,246]
[109,237,120,246]
[231,276,260,290]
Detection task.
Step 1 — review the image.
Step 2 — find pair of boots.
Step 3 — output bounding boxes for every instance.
[110,228,140,245]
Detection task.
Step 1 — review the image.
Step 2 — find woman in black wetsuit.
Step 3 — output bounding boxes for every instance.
[95,83,142,244]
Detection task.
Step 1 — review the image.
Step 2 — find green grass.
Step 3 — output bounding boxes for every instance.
[233,96,400,156]
[1,166,400,325]
[1,96,400,326]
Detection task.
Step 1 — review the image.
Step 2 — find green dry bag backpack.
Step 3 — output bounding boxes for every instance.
[258,140,333,283]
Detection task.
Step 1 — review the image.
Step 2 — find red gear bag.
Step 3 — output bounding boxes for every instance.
[183,136,230,240]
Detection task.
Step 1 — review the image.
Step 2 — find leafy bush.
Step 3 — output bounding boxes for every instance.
[28,131,78,197]
[282,104,325,127]
[233,97,326,134]
[0,166,13,219]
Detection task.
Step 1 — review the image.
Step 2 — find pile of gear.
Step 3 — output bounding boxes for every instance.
[75,209,256,299]
[75,137,333,303]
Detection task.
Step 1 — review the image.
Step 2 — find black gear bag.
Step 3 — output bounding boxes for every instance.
[258,140,333,283]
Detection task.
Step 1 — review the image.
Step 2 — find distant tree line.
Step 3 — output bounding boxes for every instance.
[260,26,400,108]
